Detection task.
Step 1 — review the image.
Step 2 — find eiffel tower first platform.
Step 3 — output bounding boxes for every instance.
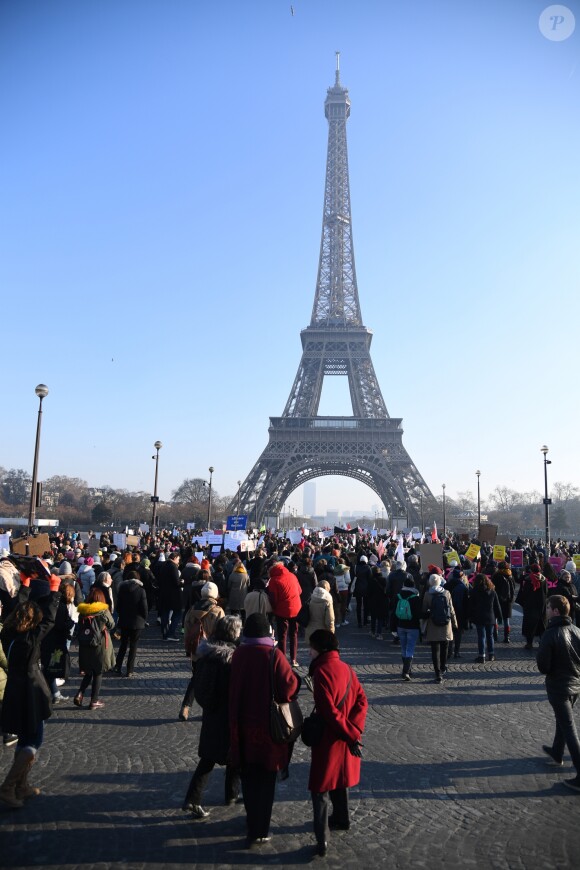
[232,57,434,526]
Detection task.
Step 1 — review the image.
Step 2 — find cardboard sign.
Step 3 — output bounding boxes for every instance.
[465,543,481,561]
[239,539,256,553]
[444,549,461,567]
[127,535,140,548]
[11,533,51,557]
[479,523,498,545]
[496,535,511,548]
[208,534,223,545]
[493,545,506,561]
[419,543,443,571]
[88,538,100,556]
[509,550,524,568]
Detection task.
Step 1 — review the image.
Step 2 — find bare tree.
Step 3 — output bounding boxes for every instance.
[171,478,210,505]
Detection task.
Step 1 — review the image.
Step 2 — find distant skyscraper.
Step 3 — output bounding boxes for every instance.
[304,481,316,517]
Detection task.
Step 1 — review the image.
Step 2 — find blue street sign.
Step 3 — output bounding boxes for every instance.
[227,515,248,531]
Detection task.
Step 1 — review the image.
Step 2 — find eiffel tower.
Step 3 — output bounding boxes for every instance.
[233,56,434,526]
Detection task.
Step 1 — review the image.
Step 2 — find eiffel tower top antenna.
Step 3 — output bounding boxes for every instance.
[335,50,340,84]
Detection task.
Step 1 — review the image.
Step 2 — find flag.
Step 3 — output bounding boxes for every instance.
[391,524,397,539]
[346,523,351,530]
[396,534,405,563]
[431,522,438,542]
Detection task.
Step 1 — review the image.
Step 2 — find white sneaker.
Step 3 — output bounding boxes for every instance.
[55,678,66,687]
[342,620,349,626]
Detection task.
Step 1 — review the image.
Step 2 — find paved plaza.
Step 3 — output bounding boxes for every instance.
[2,606,579,870]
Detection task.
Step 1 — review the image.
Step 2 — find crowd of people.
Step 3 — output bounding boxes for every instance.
[1,525,579,848]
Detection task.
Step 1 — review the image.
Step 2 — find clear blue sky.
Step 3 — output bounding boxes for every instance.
[1,0,578,516]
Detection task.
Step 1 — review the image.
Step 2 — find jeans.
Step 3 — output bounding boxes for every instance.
[547,692,580,773]
[476,624,495,657]
[430,641,448,676]
[398,627,420,658]
[17,720,44,753]
[160,608,182,639]
[116,628,142,674]
[312,787,349,844]
[276,616,298,662]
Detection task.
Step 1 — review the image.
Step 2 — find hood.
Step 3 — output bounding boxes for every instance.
[198,638,236,663]
[77,602,110,616]
[311,586,332,603]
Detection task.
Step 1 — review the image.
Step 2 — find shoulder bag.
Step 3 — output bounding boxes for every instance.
[269,648,303,744]
[301,667,352,747]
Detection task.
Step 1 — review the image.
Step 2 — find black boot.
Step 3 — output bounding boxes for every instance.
[401,657,412,682]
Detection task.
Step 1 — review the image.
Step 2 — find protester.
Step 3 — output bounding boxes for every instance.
[41,581,77,702]
[305,580,335,643]
[422,574,457,683]
[179,581,224,721]
[395,576,421,680]
[367,564,388,640]
[182,616,242,818]
[157,551,183,642]
[229,613,300,847]
[469,574,503,663]
[306,629,368,857]
[227,562,250,620]
[517,564,548,649]
[492,561,516,643]
[536,595,580,792]
[114,570,148,677]
[353,555,371,629]
[267,561,302,668]
[73,587,115,710]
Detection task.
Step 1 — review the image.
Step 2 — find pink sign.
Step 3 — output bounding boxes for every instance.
[549,556,566,573]
[509,550,524,568]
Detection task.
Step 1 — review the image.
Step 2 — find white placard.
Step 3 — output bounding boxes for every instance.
[113,533,127,550]
[186,522,196,530]
[172,529,179,537]
[195,552,204,563]
[208,534,223,545]
[139,523,150,533]
[0,533,11,552]
[288,530,303,545]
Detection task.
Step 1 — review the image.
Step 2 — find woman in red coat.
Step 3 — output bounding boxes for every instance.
[307,629,368,857]
[229,612,301,848]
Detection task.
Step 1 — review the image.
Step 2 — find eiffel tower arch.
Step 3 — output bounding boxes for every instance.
[231,56,434,526]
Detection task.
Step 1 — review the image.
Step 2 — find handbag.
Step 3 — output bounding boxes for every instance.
[269,648,303,744]
[301,668,352,748]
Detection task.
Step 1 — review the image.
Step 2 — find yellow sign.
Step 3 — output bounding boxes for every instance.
[573,555,580,570]
[465,543,481,560]
[493,545,506,561]
[445,549,461,567]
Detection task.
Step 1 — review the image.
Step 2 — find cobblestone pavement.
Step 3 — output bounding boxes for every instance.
[2,606,579,870]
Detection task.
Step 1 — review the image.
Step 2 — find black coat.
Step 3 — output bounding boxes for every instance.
[1,586,59,736]
[517,574,548,639]
[194,639,236,764]
[157,560,183,611]
[537,616,580,696]
[41,598,75,680]
[116,578,149,630]
[367,571,388,619]
[492,570,516,619]
[354,562,372,596]
[469,587,502,626]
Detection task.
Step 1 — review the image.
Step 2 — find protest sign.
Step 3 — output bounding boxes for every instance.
[113,533,127,551]
[288,530,303,545]
[493,545,506,562]
[496,535,511,548]
[465,543,481,561]
[139,523,150,534]
[444,549,461,567]
[127,535,140,548]
[548,556,566,573]
[573,555,580,570]
[88,538,100,556]
[195,552,203,563]
[11,533,51,557]
[419,543,443,571]
[0,533,11,552]
[509,550,524,568]
[479,523,498,545]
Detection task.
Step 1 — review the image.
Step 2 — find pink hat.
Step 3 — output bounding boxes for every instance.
[85,556,94,567]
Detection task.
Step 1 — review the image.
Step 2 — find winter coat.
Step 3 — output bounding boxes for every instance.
[76,602,115,675]
[469,587,502,626]
[537,616,580,697]
[555,580,580,624]
[40,597,75,681]
[305,586,335,642]
[228,567,250,611]
[243,588,273,619]
[229,641,300,771]
[1,586,60,736]
[422,588,457,642]
[307,650,368,793]
[367,571,388,619]
[77,564,95,597]
[116,578,149,630]
[446,577,470,630]
[267,564,302,619]
[194,639,236,764]
[492,570,516,619]
[517,573,548,639]
[156,560,183,611]
[0,559,21,618]
[353,562,371,597]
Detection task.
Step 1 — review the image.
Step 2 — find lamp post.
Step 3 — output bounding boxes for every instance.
[442,484,446,540]
[28,384,49,538]
[476,470,481,537]
[207,466,214,530]
[150,441,162,536]
[236,480,242,520]
[541,446,551,555]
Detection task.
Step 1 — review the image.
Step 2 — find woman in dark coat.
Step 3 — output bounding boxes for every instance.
[517,564,548,649]
[73,587,115,710]
[492,562,516,643]
[367,565,388,639]
[469,574,502,663]
[182,616,242,818]
[0,564,61,809]
[297,557,317,606]
[229,613,300,847]
[114,571,148,677]
[307,629,368,857]
[41,581,76,701]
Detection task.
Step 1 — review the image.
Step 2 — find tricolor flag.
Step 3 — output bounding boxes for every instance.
[431,522,438,542]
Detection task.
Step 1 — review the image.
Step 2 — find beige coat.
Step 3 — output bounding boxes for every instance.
[305,586,335,642]
[422,588,457,642]
[244,588,273,618]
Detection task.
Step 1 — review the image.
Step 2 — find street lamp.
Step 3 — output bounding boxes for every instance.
[207,466,214,530]
[442,484,446,539]
[28,384,49,537]
[150,441,162,536]
[237,480,242,519]
[541,446,551,555]
[476,470,481,537]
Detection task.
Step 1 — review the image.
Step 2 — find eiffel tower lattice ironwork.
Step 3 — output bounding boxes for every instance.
[232,56,434,526]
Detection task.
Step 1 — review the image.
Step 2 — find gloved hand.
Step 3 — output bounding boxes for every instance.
[348,740,363,758]
[48,575,62,593]
[19,573,31,588]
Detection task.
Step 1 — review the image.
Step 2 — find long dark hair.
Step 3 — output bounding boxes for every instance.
[473,573,494,592]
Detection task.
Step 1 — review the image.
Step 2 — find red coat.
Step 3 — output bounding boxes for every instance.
[229,642,300,771]
[267,564,302,618]
[308,651,368,793]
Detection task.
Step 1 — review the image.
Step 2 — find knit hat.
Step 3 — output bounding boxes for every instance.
[427,564,443,575]
[200,559,210,570]
[565,560,576,573]
[201,581,219,600]
[359,555,368,563]
[85,556,94,567]
[59,560,72,575]
[243,612,271,638]
[403,576,416,589]
[109,553,118,562]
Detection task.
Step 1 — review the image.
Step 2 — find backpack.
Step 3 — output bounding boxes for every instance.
[395,592,417,622]
[77,614,103,648]
[185,610,210,656]
[430,591,451,626]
